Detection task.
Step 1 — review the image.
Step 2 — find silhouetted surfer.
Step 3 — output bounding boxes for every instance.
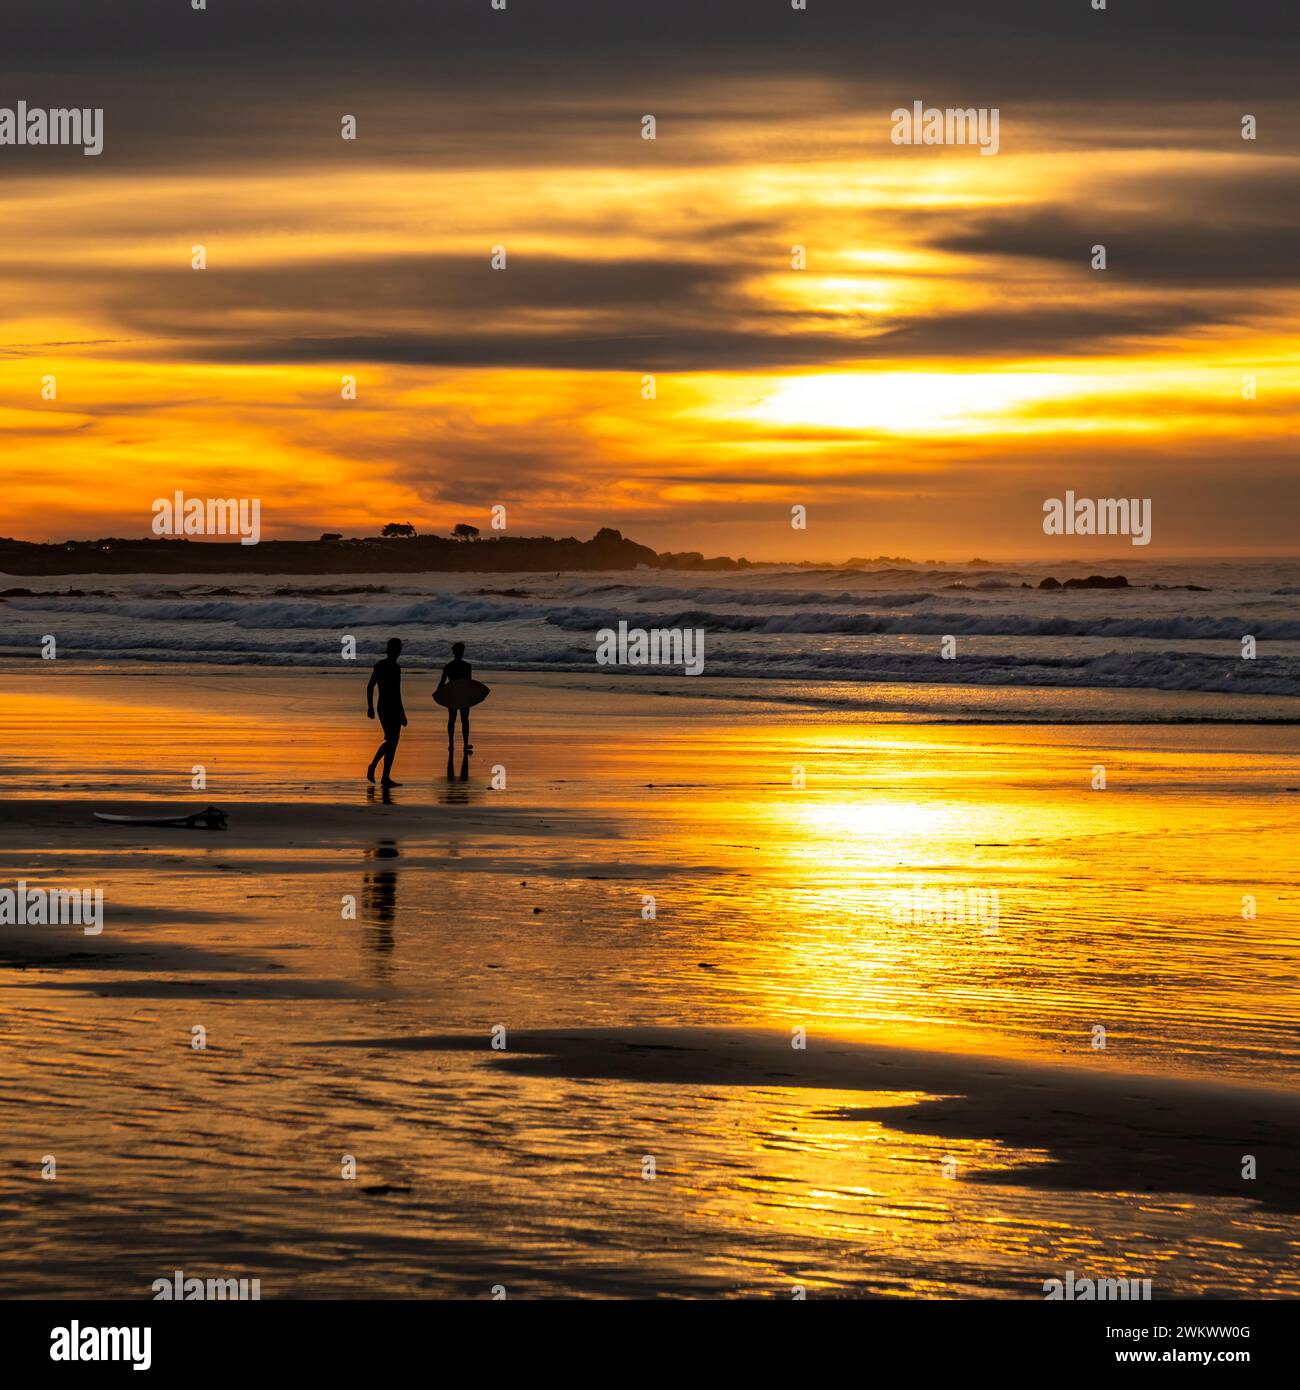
[366,637,407,786]
[436,641,473,754]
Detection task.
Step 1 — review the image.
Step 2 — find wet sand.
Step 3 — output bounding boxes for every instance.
[1,668,1297,1297]
[320,1026,1300,1210]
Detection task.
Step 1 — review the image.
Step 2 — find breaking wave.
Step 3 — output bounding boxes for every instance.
[2,560,1297,700]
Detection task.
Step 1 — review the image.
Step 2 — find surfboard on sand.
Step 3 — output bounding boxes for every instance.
[94,806,229,830]
[433,678,490,709]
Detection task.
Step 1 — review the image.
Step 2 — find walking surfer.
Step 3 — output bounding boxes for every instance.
[435,641,474,755]
[366,637,407,786]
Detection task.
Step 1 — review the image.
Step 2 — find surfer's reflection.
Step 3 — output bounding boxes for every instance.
[361,840,399,961]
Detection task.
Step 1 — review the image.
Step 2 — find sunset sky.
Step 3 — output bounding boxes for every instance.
[1,0,1297,559]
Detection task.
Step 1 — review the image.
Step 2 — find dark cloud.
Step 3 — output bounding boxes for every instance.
[933,204,1300,286]
[144,302,1231,371]
[81,255,741,335]
[867,304,1236,356]
[0,239,1253,372]
[1,1,1296,174]
[0,3,1289,374]
[6,0,1296,81]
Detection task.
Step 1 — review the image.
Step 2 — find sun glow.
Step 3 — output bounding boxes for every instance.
[747,372,1079,434]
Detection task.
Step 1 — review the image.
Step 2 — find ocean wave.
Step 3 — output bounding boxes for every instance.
[2,628,1297,696]
[10,593,1300,644]
[3,587,950,631]
[4,594,531,629]
[538,606,1300,641]
[561,585,943,608]
[4,565,1298,698]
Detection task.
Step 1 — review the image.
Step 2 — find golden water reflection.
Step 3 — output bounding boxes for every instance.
[1,670,1297,1296]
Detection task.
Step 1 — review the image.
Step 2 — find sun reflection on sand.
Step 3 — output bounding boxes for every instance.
[1,670,1297,1295]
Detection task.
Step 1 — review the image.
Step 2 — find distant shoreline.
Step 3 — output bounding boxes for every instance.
[0,527,764,577]
[6,530,1277,578]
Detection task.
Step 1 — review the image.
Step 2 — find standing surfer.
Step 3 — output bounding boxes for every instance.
[435,641,474,755]
[366,637,407,786]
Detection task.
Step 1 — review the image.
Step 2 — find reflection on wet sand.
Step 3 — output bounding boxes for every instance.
[361,840,400,969]
[0,670,1297,1297]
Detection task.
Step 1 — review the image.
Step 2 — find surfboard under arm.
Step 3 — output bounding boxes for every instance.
[433,678,490,709]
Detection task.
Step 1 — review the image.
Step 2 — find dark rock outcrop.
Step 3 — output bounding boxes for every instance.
[1038,575,1129,590]
[1063,575,1129,589]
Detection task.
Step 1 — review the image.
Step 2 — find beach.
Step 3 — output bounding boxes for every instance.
[4,0,1300,1355]
[1,666,1297,1298]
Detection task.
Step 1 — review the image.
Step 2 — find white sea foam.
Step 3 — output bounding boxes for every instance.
[1,560,1297,706]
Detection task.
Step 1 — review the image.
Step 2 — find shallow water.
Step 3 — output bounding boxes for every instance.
[1,670,1297,1296]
